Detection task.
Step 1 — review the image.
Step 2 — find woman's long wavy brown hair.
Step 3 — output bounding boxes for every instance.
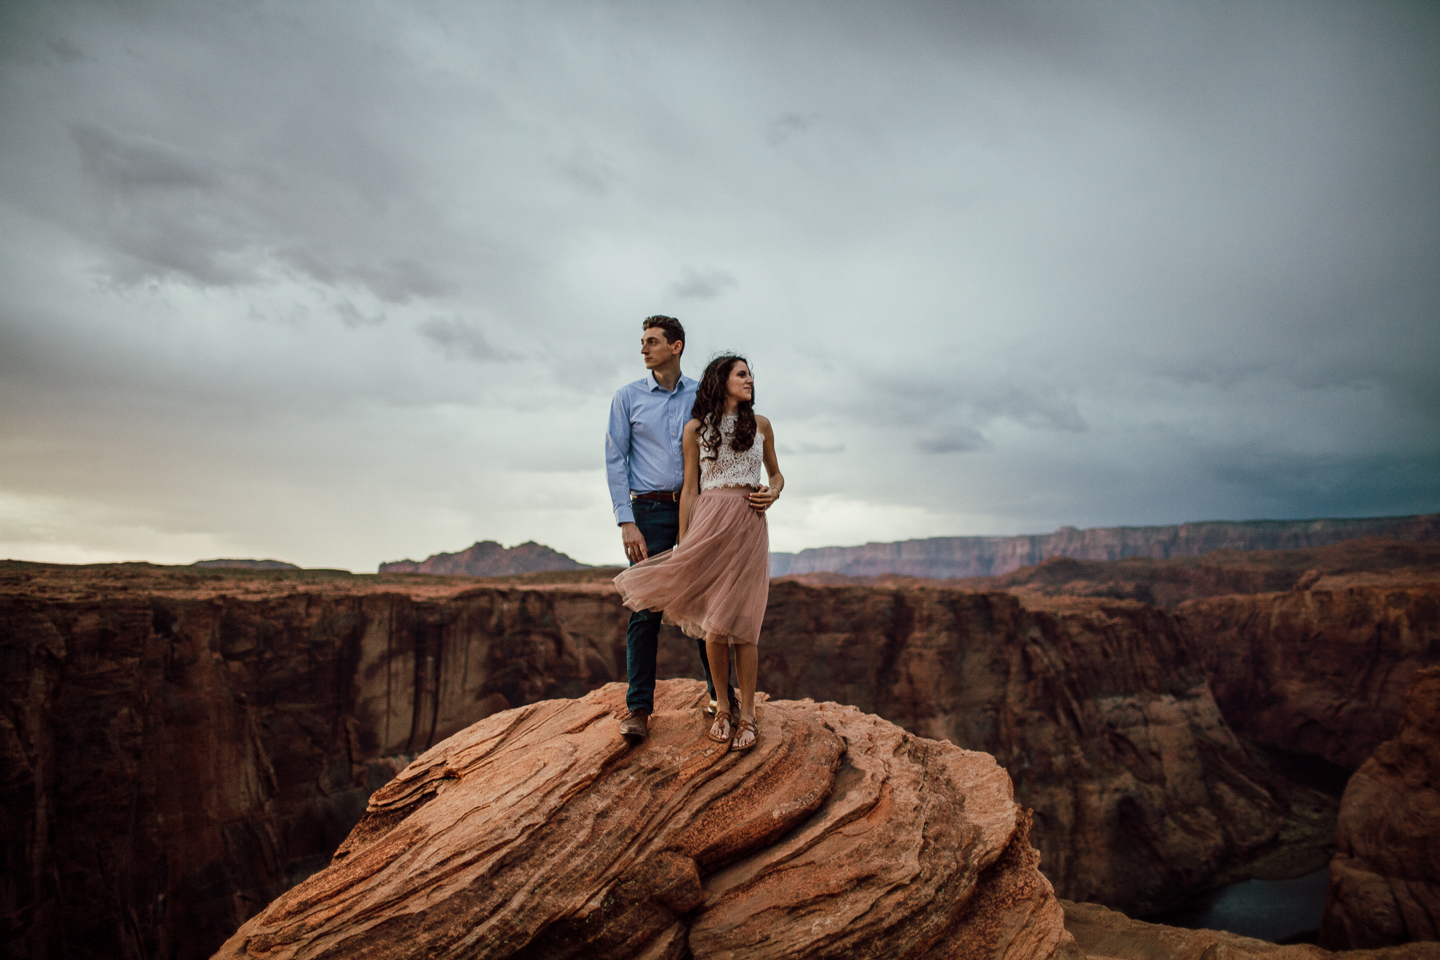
[693,354,756,458]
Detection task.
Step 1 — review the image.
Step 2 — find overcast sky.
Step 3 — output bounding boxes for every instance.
[1,1,1436,571]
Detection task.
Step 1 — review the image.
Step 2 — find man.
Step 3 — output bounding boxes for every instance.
[606,315,737,740]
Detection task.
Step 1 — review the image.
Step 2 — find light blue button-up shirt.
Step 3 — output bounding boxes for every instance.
[606,371,698,525]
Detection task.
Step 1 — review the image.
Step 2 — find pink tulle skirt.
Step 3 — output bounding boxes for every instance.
[614,487,770,646]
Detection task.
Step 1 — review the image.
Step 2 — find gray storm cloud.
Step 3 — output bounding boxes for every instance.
[0,0,1435,570]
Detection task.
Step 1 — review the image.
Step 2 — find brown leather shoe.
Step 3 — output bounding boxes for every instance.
[619,710,650,740]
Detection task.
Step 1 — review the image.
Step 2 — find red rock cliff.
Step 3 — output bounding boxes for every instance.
[0,564,629,960]
[1178,570,1440,770]
[214,680,1082,960]
[716,582,1312,914]
[1320,666,1440,949]
[4,558,1424,957]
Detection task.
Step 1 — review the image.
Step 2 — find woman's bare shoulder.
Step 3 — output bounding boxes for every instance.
[683,418,702,436]
[756,414,773,430]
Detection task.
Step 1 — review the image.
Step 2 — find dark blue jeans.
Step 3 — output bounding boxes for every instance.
[625,498,737,714]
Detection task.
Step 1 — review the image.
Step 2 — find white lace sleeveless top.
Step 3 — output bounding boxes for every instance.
[700,413,765,490]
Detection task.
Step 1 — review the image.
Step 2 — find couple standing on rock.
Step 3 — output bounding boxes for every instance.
[605,316,784,753]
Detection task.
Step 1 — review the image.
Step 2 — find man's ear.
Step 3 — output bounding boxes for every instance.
[671,339,684,357]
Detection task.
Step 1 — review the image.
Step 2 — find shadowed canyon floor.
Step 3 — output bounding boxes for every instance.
[2,539,1438,958]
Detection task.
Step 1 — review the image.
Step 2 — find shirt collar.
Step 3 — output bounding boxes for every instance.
[646,371,692,393]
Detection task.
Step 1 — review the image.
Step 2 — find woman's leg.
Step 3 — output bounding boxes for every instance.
[735,644,757,721]
[732,643,758,748]
[706,639,733,739]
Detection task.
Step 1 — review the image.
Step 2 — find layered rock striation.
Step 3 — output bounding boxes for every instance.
[379,540,589,576]
[1321,667,1440,949]
[769,514,1440,579]
[1180,570,1440,770]
[4,549,1434,958]
[727,583,1320,914]
[0,563,629,960]
[216,680,1080,960]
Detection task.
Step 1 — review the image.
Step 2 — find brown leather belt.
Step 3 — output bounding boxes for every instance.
[631,490,681,503]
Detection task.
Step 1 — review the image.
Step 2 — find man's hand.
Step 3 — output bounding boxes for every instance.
[621,522,649,564]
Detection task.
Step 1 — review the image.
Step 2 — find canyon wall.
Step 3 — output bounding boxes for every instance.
[1179,571,1440,770]
[0,565,630,960]
[769,513,1440,579]
[721,583,1320,913]
[4,550,1436,957]
[1320,666,1440,949]
[0,564,1307,959]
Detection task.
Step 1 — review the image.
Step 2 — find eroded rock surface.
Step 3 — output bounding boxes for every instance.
[1181,575,1440,770]
[1321,666,1440,949]
[0,563,632,960]
[2,560,1340,960]
[715,583,1321,914]
[1062,899,1440,960]
[215,679,1077,960]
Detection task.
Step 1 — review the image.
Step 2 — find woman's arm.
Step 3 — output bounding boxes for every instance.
[678,420,702,543]
[749,415,784,513]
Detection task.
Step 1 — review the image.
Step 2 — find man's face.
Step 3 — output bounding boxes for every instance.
[640,328,682,368]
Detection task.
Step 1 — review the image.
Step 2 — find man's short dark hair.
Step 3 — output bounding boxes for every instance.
[643,315,685,355]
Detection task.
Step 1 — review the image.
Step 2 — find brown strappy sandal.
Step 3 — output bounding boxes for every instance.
[730,717,758,752]
[708,711,734,744]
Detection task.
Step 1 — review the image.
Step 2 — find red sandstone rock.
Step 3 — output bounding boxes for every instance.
[720,583,1313,914]
[0,561,1334,959]
[1062,899,1440,960]
[0,563,632,960]
[214,679,1079,960]
[1063,899,1328,959]
[1180,578,1440,770]
[1321,667,1440,949]
[10,555,1428,957]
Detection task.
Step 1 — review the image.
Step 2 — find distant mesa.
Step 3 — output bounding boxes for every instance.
[190,558,301,570]
[768,512,1440,579]
[379,540,590,577]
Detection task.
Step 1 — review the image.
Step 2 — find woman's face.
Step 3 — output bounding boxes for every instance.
[725,362,753,404]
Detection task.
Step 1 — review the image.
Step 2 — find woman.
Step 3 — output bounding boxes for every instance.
[613,354,783,751]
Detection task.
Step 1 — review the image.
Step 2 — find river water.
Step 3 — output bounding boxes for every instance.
[1143,868,1330,943]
